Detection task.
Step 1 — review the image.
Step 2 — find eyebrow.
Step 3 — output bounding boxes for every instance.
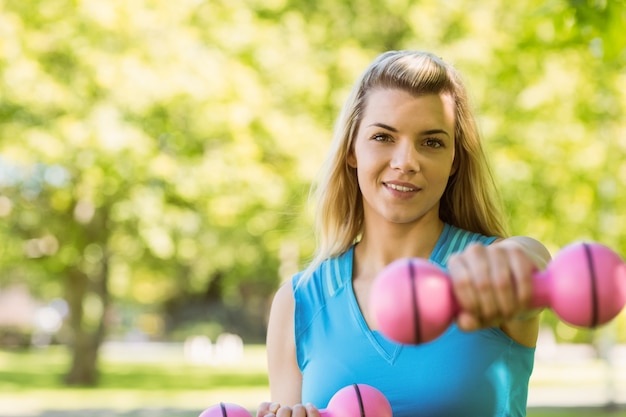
[369,122,398,132]
[368,123,451,137]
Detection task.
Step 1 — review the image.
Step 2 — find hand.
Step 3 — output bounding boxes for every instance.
[257,402,320,417]
[257,402,279,417]
[447,241,537,331]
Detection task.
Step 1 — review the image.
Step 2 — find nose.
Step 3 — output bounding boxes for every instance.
[390,141,420,174]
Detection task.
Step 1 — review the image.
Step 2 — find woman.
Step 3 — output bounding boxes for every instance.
[258,50,551,417]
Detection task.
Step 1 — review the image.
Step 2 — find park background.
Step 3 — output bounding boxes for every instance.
[0,0,625,415]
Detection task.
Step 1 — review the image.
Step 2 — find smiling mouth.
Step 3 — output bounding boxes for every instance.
[385,183,419,192]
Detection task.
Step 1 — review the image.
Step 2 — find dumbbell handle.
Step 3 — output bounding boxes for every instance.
[371,242,626,345]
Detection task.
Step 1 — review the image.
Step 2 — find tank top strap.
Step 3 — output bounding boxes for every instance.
[430,223,498,268]
[320,247,354,297]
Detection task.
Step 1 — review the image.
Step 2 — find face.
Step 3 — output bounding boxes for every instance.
[347,88,457,226]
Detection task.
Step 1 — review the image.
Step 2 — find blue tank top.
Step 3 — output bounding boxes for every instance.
[292,223,535,417]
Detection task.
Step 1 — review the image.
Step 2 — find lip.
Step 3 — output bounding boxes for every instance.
[383,181,421,196]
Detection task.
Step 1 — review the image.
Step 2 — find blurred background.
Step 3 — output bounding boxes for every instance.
[0,0,624,416]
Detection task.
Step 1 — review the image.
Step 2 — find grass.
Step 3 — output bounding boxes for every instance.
[0,344,270,416]
[0,344,624,417]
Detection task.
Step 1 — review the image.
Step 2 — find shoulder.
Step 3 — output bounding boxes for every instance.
[273,280,295,311]
[293,248,354,298]
[266,282,296,370]
[268,281,295,335]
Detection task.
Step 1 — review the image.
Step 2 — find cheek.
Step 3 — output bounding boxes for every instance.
[428,150,456,178]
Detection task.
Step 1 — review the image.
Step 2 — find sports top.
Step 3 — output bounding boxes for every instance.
[292,223,535,417]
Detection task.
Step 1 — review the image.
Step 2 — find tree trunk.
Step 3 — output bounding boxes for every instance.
[64,254,109,386]
[64,328,101,386]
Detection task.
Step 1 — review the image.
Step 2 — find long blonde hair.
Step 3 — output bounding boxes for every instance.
[303,50,508,278]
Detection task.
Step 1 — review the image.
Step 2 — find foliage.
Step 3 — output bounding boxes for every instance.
[0,0,624,383]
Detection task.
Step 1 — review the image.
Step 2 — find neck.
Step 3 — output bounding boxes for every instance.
[353,217,445,281]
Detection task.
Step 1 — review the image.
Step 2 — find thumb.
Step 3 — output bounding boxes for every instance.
[456,311,481,332]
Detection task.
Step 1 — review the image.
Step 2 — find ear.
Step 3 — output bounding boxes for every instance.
[347,149,357,168]
[450,155,459,177]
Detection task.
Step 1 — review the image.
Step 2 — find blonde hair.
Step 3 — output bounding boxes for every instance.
[303,50,508,278]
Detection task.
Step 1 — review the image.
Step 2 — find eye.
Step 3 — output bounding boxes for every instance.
[371,133,394,143]
[424,138,445,148]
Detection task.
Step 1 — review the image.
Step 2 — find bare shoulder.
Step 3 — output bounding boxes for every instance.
[270,281,295,318]
[267,281,295,343]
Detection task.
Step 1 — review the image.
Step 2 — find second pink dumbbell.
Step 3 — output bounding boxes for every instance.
[369,242,626,344]
[197,384,392,417]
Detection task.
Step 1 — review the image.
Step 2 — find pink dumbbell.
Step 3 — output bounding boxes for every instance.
[369,242,626,344]
[319,384,392,417]
[197,384,392,417]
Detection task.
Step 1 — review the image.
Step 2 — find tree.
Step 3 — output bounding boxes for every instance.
[0,0,624,385]
[0,0,311,384]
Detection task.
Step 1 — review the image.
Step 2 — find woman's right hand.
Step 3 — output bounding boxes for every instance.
[256,402,321,417]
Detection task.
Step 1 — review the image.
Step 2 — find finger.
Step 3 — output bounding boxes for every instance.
[256,402,273,417]
[276,406,293,417]
[305,404,321,417]
[456,310,481,331]
[448,253,478,313]
[487,246,517,320]
[290,404,307,417]
[269,403,281,415]
[447,252,481,329]
[507,246,536,310]
[466,245,505,324]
